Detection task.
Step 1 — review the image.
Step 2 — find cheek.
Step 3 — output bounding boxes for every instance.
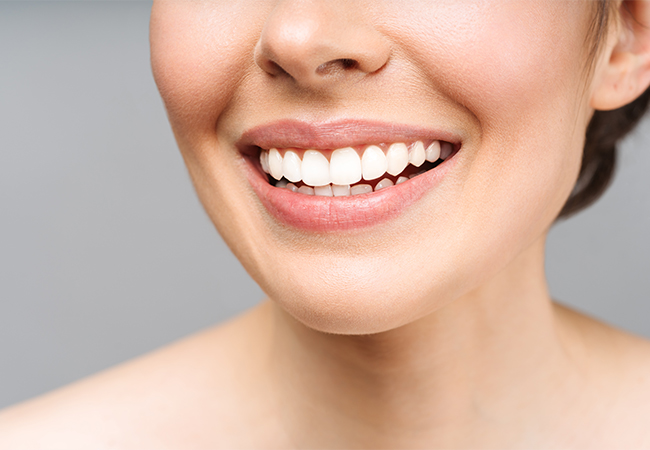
[389,1,590,115]
[150,1,267,146]
[150,1,275,265]
[394,1,591,225]
[461,8,589,237]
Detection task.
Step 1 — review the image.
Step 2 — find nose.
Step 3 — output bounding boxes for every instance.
[254,0,391,89]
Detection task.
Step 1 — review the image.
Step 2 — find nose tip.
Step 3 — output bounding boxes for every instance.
[254,1,390,89]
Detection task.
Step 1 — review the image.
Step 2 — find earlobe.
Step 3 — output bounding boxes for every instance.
[591,0,650,111]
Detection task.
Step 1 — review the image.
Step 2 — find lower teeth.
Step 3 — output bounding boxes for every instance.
[272,163,436,196]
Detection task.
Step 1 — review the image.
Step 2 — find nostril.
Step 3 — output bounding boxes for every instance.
[316,58,359,76]
[341,58,358,70]
[257,52,290,77]
[268,60,288,76]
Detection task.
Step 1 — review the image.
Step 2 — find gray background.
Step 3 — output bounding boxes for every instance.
[0,1,648,410]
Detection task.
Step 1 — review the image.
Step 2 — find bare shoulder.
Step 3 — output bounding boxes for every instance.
[0,302,280,449]
[555,303,650,447]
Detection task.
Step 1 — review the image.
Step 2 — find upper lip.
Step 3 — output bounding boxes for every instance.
[236,119,463,155]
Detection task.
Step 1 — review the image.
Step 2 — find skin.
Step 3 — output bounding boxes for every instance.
[2,0,650,448]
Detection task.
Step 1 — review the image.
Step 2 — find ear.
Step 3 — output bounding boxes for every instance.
[591,0,650,111]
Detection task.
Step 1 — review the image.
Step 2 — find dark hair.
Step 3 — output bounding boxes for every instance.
[559,1,650,218]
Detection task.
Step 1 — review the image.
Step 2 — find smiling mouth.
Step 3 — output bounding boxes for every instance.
[259,140,457,197]
[238,119,461,231]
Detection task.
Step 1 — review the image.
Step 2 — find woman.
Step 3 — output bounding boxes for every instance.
[2,0,650,448]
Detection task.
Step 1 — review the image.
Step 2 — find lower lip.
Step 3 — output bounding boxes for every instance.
[244,155,455,232]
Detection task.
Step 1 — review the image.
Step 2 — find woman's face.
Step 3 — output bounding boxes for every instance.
[151,1,596,334]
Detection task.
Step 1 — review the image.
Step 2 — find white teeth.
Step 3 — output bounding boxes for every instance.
[301,150,330,186]
[375,178,394,191]
[260,151,270,174]
[332,184,351,196]
[268,148,284,180]
[386,143,409,176]
[409,141,426,167]
[440,142,453,160]
[282,150,302,183]
[361,145,388,181]
[330,147,362,185]
[314,185,333,197]
[264,140,454,194]
[425,141,441,162]
[350,184,372,195]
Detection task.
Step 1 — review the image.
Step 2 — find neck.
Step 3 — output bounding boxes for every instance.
[265,235,583,448]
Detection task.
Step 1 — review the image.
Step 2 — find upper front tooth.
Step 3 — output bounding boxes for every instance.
[425,141,441,162]
[301,150,330,186]
[330,147,361,185]
[269,148,284,180]
[361,145,388,180]
[409,141,426,167]
[386,143,409,176]
[282,150,302,183]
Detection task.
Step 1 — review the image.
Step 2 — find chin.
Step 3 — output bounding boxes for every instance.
[263,264,449,335]
[276,293,419,336]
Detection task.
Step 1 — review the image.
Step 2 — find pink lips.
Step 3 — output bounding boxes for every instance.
[238,120,460,232]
